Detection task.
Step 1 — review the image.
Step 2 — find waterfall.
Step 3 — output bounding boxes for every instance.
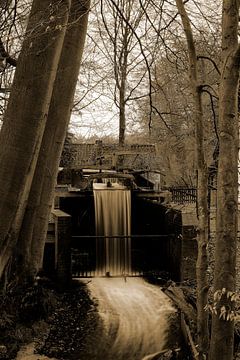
[93,182,131,276]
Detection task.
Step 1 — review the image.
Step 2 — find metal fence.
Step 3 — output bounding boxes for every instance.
[71,234,174,278]
[169,187,197,204]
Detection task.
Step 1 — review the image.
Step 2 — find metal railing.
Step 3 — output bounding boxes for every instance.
[71,234,173,278]
[169,187,197,204]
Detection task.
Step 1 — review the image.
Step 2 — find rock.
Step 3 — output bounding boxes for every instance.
[0,345,7,357]
[142,348,180,360]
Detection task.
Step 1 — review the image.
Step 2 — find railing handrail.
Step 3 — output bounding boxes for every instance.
[168,187,197,203]
[168,187,196,191]
[72,234,174,239]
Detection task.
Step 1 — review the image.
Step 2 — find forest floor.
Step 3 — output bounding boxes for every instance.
[0,279,102,360]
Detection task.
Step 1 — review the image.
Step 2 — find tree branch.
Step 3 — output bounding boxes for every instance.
[109,0,170,132]
[197,55,220,75]
[0,38,17,67]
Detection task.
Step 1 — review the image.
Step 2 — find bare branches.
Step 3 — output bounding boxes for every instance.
[108,0,163,131]
[197,55,220,75]
[202,87,219,141]
[0,38,16,66]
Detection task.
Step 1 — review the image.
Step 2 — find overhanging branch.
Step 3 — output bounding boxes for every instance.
[0,38,17,67]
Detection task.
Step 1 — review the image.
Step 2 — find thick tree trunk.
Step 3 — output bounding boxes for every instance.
[175,1,209,358]
[0,0,70,277]
[209,1,240,359]
[17,0,90,279]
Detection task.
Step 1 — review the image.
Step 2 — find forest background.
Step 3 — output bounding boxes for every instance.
[0,1,239,360]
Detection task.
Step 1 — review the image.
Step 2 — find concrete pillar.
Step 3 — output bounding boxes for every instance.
[52,209,71,290]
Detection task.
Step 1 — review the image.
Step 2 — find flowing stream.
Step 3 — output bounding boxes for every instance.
[87,277,176,360]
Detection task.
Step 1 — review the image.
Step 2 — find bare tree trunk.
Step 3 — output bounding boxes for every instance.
[119,78,126,146]
[0,0,70,277]
[209,1,240,359]
[119,45,127,147]
[17,0,90,279]
[175,1,209,358]
[118,23,129,147]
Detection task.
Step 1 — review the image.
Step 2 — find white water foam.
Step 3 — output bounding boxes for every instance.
[88,277,175,360]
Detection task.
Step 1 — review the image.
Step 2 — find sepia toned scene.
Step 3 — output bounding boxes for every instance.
[0,0,240,359]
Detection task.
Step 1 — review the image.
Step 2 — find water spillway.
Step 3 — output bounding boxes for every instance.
[93,182,131,276]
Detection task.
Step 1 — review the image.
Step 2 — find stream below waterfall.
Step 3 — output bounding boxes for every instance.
[84,277,177,360]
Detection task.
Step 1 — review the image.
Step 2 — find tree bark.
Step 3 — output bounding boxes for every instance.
[119,42,128,147]
[175,1,209,358]
[17,0,90,279]
[118,22,129,160]
[119,76,126,146]
[209,1,240,359]
[0,0,70,277]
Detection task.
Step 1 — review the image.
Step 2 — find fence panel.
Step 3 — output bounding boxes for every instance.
[170,188,197,204]
[71,235,174,277]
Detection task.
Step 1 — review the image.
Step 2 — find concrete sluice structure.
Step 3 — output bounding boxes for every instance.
[48,177,188,281]
[44,161,199,284]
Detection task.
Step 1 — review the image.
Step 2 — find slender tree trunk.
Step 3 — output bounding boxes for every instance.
[119,79,126,147]
[0,0,70,277]
[119,52,127,147]
[175,1,209,358]
[17,0,90,279]
[118,20,129,147]
[209,1,240,359]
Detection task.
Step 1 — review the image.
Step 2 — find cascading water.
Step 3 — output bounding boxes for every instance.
[93,181,131,276]
[86,277,176,360]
